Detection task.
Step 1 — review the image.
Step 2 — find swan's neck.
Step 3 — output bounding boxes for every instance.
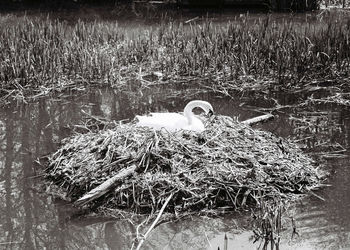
[184,105,194,125]
[183,100,212,125]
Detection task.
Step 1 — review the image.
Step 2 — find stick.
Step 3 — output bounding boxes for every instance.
[81,109,110,124]
[242,114,274,126]
[75,164,137,206]
[135,193,173,250]
[184,16,199,24]
[308,190,325,201]
[148,1,164,3]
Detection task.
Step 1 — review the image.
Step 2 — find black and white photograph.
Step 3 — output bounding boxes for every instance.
[0,0,349,249]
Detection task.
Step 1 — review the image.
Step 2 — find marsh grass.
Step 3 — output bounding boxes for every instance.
[252,197,285,250]
[1,11,350,99]
[322,0,350,8]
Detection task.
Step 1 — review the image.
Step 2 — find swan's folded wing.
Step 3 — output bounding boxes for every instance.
[136,113,188,131]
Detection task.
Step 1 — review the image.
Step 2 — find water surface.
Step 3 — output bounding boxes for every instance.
[0,85,349,249]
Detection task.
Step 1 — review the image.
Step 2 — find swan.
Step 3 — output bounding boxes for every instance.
[135,100,214,132]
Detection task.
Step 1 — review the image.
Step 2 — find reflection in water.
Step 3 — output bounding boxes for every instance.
[0,86,349,249]
[293,157,350,250]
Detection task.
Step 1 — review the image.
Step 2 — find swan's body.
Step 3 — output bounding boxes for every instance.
[136,100,214,132]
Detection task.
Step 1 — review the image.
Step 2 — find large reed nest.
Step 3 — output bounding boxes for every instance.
[45,115,323,216]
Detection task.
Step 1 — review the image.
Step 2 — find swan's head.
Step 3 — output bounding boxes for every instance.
[185,100,214,117]
[204,104,214,117]
[207,108,214,117]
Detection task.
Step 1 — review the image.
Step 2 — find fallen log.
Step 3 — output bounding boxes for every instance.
[242,114,274,126]
[75,164,137,207]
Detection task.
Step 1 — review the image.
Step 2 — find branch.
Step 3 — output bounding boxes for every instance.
[242,114,274,126]
[75,164,137,206]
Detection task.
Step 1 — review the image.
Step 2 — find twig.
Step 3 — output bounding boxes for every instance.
[135,193,173,250]
[184,16,199,24]
[307,190,325,201]
[0,242,22,245]
[242,114,274,126]
[81,110,110,124]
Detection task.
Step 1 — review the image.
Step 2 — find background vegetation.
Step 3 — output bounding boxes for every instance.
[0,0,321,11]
[1,10,350,99]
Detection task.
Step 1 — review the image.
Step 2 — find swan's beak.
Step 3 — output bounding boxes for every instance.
[208,109,214,117]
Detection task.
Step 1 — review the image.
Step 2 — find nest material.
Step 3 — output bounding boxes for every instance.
[46,115,323,215]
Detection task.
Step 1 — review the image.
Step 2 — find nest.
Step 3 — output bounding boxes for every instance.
[45,115,323,216]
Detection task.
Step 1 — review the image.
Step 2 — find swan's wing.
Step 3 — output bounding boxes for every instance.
[183,116,205,132]
[136,113,188,131]
[136,113,206,132]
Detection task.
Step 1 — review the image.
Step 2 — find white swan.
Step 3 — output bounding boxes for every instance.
[135,100,214,132]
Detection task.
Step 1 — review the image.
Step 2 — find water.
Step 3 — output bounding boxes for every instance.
[0,85,349,249]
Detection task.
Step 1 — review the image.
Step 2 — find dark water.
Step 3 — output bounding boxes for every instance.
[0,85,349,250]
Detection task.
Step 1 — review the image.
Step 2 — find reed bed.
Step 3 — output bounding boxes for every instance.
[322,0,350,7]
[0,12,350,98]
[45,115,323,217]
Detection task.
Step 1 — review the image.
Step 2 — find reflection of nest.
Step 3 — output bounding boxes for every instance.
[45,115,323,217]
